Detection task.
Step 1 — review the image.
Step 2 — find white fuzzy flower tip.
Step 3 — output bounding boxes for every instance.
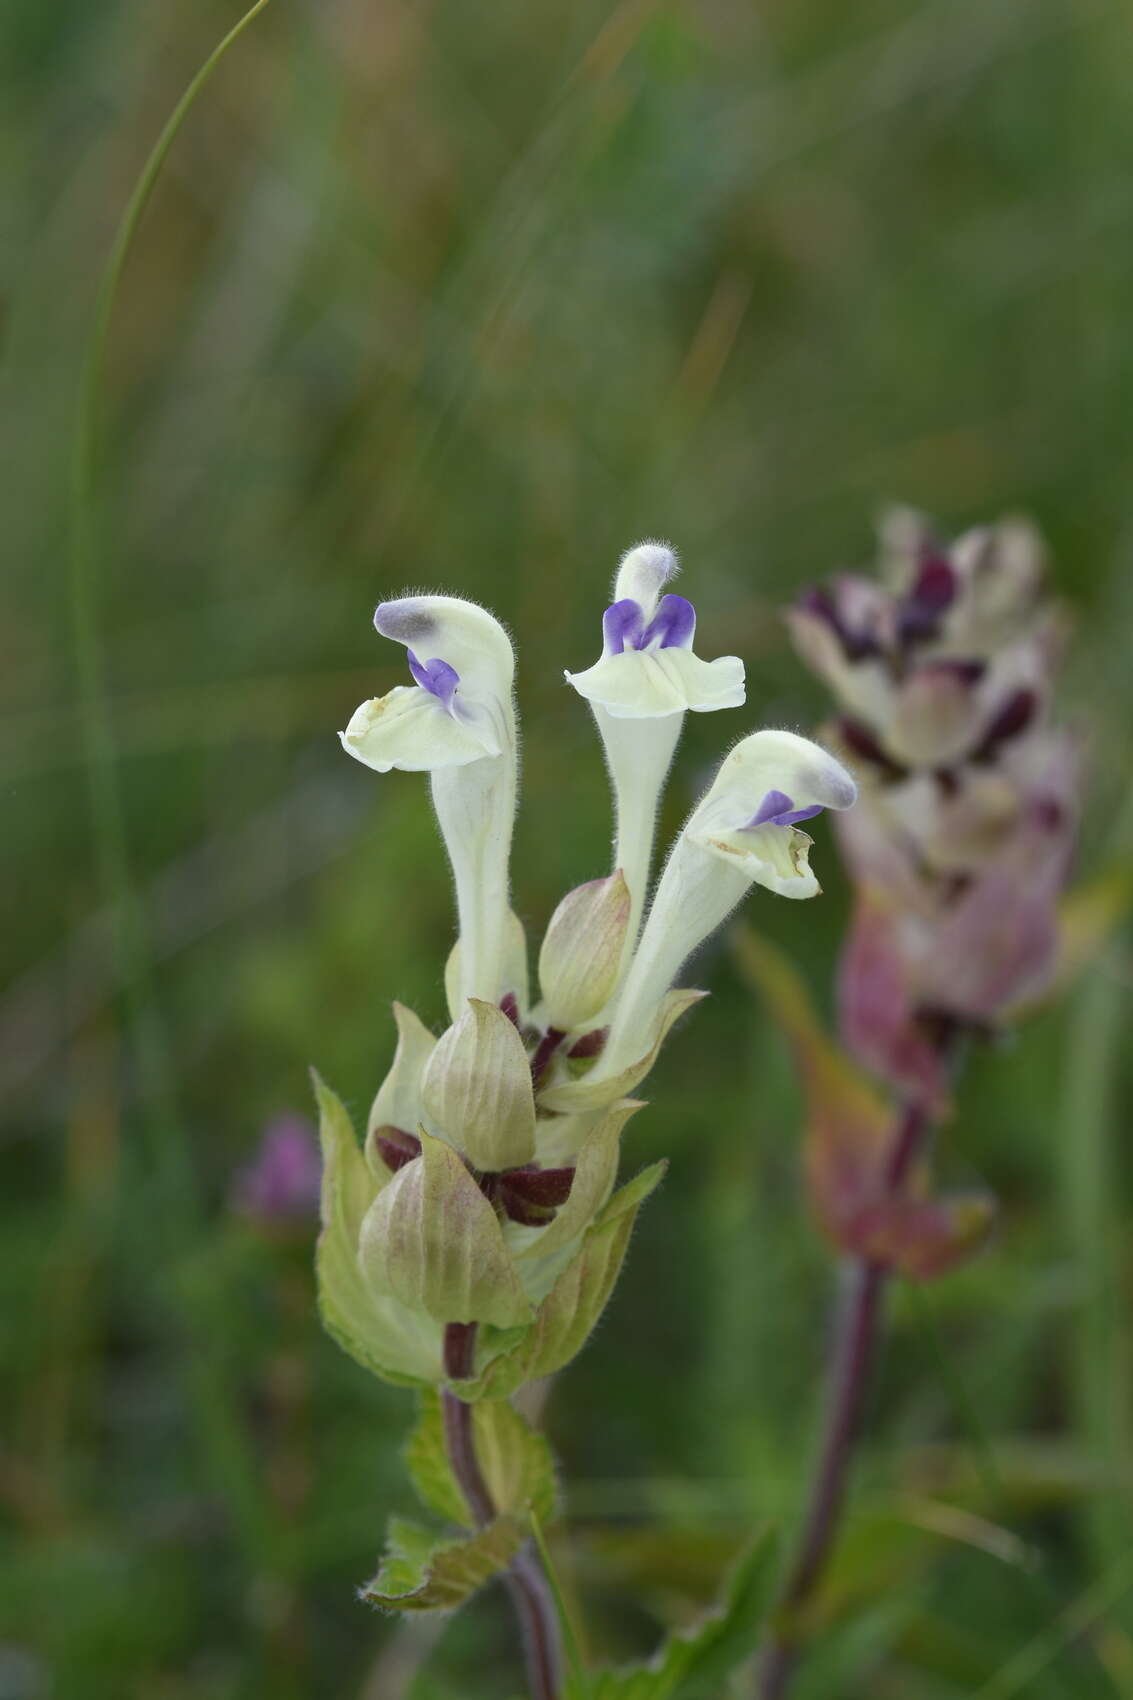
[688,730,857,899]
[340,594,514,774]
[565,542,745,719]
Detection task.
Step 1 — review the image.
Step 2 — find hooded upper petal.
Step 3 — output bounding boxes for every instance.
[374,594,515,699]
[686,730,857,898]
[341,594,515,775]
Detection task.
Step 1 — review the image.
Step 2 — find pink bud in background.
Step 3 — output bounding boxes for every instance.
[837,892,951,1111]
[233,1114,322,1225]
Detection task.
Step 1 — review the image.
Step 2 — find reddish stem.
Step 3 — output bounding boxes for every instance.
[757,1098,931,1700]
[441,1325,563,1700]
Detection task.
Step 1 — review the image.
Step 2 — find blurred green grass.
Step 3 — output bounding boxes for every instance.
[4,0,1133,1695]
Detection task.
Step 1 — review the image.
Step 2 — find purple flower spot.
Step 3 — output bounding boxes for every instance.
[501,1165,576,1207]
[233,1115,321,1224]
[567,1026,607,1060]
[897,551,957,647]
[747,788,823,829]
[935,658,986,686]
[972,687,1037,762]
[407,649,460,710]
[602,599,645,655]
[797,585,882,663]
[374,1126,422,1173]
[639,593,696,651]
[836,716,907,781]
[912,555,957,612]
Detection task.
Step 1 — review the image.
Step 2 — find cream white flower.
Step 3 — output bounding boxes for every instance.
[341,595,513,773]
[566,543,746,970]
[565,543,745,720]
[595,730,857,1078]
[341,595,519,1006]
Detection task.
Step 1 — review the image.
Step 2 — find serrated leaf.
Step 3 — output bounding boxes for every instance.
[407,1391,558,1529]
[362,1513,525,1613]
[571,1532,779,1700]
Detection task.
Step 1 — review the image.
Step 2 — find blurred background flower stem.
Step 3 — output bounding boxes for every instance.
[757,1092,938,1699]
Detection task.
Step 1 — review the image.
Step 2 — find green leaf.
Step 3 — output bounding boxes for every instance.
[362,1513,525,1613]
[407,1391,558,1529]
[570,1531,779,1700]
[313,1072,442,1387]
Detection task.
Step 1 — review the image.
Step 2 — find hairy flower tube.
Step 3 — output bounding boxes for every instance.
[566,542,746,963]
[341,595,518,1008]
[320,550,854,1400]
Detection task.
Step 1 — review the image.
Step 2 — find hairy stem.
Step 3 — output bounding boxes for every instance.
[442,1327,563,1700]
[757,1098,931,1700]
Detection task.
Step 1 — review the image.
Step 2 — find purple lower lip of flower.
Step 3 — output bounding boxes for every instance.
[603,598,645,655]
[797,585,883,664]
[639,593,695,651]
[603,593,697,655]
[407,649,460,710]
[746,788,824,829]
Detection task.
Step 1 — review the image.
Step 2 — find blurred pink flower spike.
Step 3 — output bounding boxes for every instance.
[844,1191,996,1280]
[787,509,1082,1103]
[837,740,1079,1102]
[837,893,953,1113]
[234,1114,322,1225]
[736,930,992,1281]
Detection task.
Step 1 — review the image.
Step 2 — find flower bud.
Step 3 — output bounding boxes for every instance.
[538,872,631,1032]
[366,1001,436,1175]
[886,661,986,766]
[421,998,536,1173]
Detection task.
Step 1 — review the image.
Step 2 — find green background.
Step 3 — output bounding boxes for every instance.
[4,0,1133,1694]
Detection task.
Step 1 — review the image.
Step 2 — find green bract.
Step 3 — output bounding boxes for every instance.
[315,1066,662,1393]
